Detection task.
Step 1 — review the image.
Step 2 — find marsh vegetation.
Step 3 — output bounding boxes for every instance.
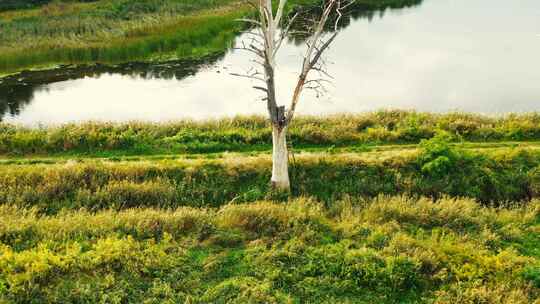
[1,1,539,303]
[2,196,539,303]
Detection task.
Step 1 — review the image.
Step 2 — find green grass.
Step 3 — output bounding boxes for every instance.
[2,140,539,166]
[1,196,539,303]
[0,0,244,73]
[1,111,540,302]
[2,2,538,301]
[1,111,540,156]
[2,112,540,214]
[1,135,540,214]
[0,0,98,12]
[0,0,245,73]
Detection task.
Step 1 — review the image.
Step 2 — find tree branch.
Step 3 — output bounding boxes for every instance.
[285,0,352,124]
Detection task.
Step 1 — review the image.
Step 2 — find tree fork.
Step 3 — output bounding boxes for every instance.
[234,0,349,192]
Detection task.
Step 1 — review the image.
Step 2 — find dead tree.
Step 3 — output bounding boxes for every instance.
[234,0,351,191]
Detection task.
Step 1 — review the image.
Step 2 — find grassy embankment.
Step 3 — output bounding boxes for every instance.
[1,111,540,302]
[1,111,540,211]
[1,197,539,303]
[0,0,422,74]
[1,111,539,156]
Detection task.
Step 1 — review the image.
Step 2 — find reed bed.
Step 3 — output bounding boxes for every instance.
[0,0,243,72]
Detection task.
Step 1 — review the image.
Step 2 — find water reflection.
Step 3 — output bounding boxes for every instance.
[1,0,539,125]
[287,0,423,43]
[0,54,225,120]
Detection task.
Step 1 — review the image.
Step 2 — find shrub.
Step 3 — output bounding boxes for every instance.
[522,266,540,288]
[414,135,535,203]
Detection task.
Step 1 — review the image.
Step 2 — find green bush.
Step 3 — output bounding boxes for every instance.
[522,266,540,288]
[413,134,536,203]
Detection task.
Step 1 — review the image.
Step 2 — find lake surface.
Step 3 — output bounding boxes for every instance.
[1,0,539,125]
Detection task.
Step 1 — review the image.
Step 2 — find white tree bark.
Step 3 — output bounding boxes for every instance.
[234,0,349,191]
[271,125,290,190]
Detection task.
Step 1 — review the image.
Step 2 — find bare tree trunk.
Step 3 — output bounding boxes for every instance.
[271,125,290,191]
[234,0,348,191]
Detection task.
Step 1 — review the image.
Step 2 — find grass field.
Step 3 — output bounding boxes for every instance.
[1,111,540,302]
[1,1,539,300]
[2,196,539,303]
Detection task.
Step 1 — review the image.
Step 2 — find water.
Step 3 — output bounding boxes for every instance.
[1,0,539,125]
